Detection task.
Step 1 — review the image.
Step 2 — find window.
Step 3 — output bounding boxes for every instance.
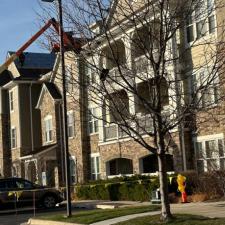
[186,0,216,43]
[70,157,76,183]
[192,70,219,107]
[86,65,97,85]
[195,135,225,172]
[186,15,194,43]
[91,154,100,180]
[88,108,99,134]
[67,112,75,138]
[15,180,33,189]
[65,65,73,93]
[11,127,17,149]
[9,89,14,112]
[44,116,53,143]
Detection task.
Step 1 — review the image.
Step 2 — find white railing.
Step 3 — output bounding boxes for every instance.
[103,115,154,141]
[104,123,130,141]
[136,114,154,134]
[134,55,150,75]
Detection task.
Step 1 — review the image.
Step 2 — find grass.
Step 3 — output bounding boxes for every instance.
[115,214,225,225]
[39,205,160,224]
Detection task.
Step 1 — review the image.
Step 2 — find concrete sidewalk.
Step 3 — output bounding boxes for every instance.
[171,201,225,218]
[24,200,225,225]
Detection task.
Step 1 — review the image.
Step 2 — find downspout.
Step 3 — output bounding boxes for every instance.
[171,29,187,171]
[29,84,34,152]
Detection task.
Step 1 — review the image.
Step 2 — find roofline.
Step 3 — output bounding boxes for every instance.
[2,80,41,89]
[19,144,58,160]
[36,83,62,109]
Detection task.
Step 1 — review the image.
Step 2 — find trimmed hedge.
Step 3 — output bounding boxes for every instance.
[75,175,160,201]
[74,171,225,202]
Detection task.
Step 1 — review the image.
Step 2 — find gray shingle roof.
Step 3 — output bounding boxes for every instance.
[8,51,56,69]
[0,70,12,86]
[44,82,62,100]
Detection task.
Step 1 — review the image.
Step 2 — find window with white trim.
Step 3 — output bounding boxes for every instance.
[192,69,219,107]
[86,65,97,85]
[65,65,73,93]
[88,108,99,134]
[91,154,100,180]
[195,135,225,172]
[186,0,216,43]
[11,127,17,149]
[67,111,75,138]
[70,157,76,183]
[44,116,53,143]
[9,89,15,112]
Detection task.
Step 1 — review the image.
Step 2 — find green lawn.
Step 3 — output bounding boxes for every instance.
[39,205,160,224]
[115,214,225,225]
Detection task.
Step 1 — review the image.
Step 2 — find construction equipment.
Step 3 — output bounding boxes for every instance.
[0,18,80,75]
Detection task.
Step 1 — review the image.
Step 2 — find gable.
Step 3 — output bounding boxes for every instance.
[106,0,146,29]
[36,83,61,109]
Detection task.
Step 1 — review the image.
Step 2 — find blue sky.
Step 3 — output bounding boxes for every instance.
[0,0,48,64]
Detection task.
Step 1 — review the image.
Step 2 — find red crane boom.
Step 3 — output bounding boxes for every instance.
[0,18,79,74]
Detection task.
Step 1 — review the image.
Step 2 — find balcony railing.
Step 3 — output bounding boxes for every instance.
[106,65,129,84]
[136,115,154,134]
[104,123,130,141]
[104,115,154,141]
[134,55,150,75]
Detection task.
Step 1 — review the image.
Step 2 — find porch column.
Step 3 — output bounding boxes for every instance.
[122,33,133,70]
[94,54,105,142]
[122,34,137,116]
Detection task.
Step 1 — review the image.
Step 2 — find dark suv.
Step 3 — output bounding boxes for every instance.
[0,177,64,208]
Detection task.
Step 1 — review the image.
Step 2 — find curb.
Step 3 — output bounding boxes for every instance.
[27,218,84,225]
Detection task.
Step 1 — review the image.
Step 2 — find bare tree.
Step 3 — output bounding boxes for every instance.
[39,0,225,221]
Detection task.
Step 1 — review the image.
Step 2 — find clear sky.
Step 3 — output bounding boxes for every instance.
[0,0,48,64]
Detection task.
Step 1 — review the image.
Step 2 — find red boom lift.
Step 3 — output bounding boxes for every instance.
[0,18,80,74]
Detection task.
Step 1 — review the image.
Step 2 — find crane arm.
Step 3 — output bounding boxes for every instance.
[0,18,79,75]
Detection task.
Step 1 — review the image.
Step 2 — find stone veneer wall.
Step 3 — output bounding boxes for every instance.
[88,132,185,179]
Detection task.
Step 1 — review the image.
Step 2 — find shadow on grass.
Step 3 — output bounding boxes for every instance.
[116,214,225,225]
[38,205,160,224]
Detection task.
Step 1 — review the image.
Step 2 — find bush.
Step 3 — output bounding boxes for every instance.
[75,171,225,202]
[74,176,159,201]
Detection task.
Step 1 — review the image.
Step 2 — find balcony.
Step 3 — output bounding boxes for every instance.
[106,66,128,84]
[104,123,130,141]
[134,55,150,75]
[134,52,159,81]
[136,114,154,134]
[103,115,154,141]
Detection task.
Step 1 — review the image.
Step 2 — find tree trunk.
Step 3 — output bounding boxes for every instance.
[157,152,173,221]
[156,125,173,221]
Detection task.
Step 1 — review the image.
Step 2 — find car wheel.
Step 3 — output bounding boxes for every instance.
[42,195,56,209]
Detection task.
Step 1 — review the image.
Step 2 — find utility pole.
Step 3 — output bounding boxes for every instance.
[41,0,72,217]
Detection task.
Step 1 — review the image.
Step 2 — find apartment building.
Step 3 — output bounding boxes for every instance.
[75,0,225,180]
[0,51,56,184]
[0,0,224,187]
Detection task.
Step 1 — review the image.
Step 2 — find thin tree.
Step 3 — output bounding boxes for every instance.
[40,0,225,221]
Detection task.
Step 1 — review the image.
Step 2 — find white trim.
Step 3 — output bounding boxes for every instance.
[36,84,61,109]
[67,110,75,138]
[9,87,16,113]
[185,0,217,47]
[195,133,223,142]
[44,115,53,144]
[10,126,17,149]
[90,152,100,157]
[19,144,57,160]
[90,153,101,180]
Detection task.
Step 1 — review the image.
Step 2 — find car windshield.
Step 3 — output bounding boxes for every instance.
[15,180,33,189]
